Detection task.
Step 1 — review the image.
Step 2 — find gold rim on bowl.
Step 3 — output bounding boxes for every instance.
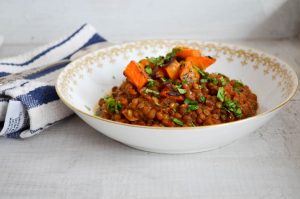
[56,40,299,130]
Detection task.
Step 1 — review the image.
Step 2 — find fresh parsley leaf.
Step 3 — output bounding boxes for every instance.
[217,87,225,102]
[194,67,218,85]
[233,80,244,93]
[235,80,244,87]
[148,48,180,67]
[177,88,187,94]
[235,107,242,118]
[184,98,198,105]
[174,84,186,94]
[104,96,122,113]
[182,80,188,84]
[144,88,160,96]
[172,118,184,126]
[220,77,227,86]
[223,98,243,118]
[184,98,192,104]
[188,104,199,112]
[161,77,173,84]
[208,77,218,85]
[199,96,206,103]
[148,56,165,67]
[147,79,155,87]
[161,77,167,82]
[165,48,180,62]
[145,66,152,75]
[194,66,207,77]
[223,99,236,112]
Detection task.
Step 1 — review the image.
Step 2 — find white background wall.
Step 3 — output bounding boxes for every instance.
[0,0,300,44]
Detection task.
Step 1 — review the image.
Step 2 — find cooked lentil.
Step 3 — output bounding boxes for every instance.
[97,47,258,127]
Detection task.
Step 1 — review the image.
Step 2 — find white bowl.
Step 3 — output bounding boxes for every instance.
[56,40,298,154]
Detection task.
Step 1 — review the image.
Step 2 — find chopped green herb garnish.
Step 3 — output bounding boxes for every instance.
[161,77,173,84]
[220,77,227,86]
[148,56,165,67]
[172,118,184,126]
[147,48,180,68]
[235,80,244,87]
[144,88,160,96]
[217,87,225,102]
[174,84,186,94]
[208,77,219,85]
[145,65,152,75]
[223,98,243,118]
[165,48,180,62]
[161,77,167,82]
[196,67,218,84]
[177,88,187,94]
[104,96,122,113]
[182,80,188,84]
[187,104,199,112]
[233,80,244,93]
[235,107,242,118]
[184,98,198,105]
[147,79,155,87]
[194,66,207,77]
[184,98,191,104]
[199,96,206,103]
[200,79,208,83]
[183,98,199,112]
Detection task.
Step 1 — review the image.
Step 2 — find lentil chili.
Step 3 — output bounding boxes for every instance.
[97,47,258,127]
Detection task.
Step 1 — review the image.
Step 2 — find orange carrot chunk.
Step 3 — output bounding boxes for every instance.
[123,61,148,89]
[154,68,167,78]
[164,60,181,80]
[176,47,201,58]
[186,56,216,70]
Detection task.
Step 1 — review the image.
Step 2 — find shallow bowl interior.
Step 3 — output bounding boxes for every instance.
[57,40,298,119]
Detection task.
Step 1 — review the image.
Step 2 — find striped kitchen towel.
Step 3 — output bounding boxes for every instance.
[0,24,106,138]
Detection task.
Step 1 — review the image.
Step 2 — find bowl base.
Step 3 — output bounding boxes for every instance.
[126,144,220,154]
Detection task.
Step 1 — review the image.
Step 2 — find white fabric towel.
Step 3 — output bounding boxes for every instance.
[0,24,106,138]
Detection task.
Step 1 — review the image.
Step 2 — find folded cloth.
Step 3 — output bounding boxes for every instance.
[0,24,106,138]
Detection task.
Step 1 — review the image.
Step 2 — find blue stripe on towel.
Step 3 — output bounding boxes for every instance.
[24,61,70,80]
[0,24,88,66]
[65,34,106,59]
[24,33,106,80]
[16,86,59,109]
[82,34,106,49]
[6,128,27,139]
[0,72,10,77]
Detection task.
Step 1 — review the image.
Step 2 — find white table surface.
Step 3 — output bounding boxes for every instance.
[0,39,299,199]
